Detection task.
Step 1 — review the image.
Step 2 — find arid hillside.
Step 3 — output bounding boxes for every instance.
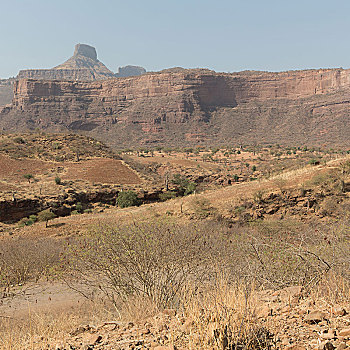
[2,147,350,349]
[1,67,350,148]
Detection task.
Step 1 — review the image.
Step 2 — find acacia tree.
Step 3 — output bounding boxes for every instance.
[37,209,56,228]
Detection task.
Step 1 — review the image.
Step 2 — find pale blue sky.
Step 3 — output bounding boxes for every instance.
[1,0,350,78]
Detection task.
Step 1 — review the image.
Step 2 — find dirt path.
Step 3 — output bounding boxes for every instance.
[0,282,86,319]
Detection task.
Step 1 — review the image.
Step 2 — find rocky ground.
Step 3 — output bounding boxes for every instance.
[9,286,348,350]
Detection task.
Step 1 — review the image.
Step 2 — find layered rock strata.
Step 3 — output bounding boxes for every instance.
[2,68,350,147]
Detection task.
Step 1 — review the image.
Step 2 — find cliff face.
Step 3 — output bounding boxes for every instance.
[2,68,350,147]
[0,78,15,106]
[17,68,113,81]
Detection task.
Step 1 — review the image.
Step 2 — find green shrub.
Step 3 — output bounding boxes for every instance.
[116,190,140,208]
[29,215,38,222]
[71,210,80,215]
[37,209,56,228]
[18,217,34,227]
[184,182,197,195]
[172,174,196,196]
[55,176,61,185]
[52,142,62,150]
[75,202,83,213]
[23,174,34,183]
[159,191,177,201]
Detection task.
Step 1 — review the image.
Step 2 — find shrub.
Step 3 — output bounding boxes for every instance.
[23,174,34,183]
[172,174,196,196]
[55,176,62,185]
[0,237,62,288]
[37,209,56,227]
[306,170,337,188]
[190,198,216,219]
[66,221,211,307]
[52,142,62,150]
[184,182,197,195]
[309,158,320,165]
[159,191,177,201]
[253,190,264,204]
[116,190,140,208]
[17,217,35,227]
[75,202,83,213]
[29,214,38,222]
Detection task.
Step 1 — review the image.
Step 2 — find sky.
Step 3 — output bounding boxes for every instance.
[1,0,350,78]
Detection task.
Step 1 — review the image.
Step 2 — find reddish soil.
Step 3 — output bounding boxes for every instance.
[63,158,141,184]
[0,155,141,187]
[0,154,52,182]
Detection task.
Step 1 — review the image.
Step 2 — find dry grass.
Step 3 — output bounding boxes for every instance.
[2,218,350,348]
[183,276,275,349]
[0,299,113,350]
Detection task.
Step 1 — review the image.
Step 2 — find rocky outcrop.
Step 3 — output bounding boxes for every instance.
[2,68,350,147]
[0,186,164,223]
[17,44,146,82]
[73,43,98,60]
[17,44,115,81]
[115,65,146,77]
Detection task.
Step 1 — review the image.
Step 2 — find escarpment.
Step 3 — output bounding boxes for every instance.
[2,68,350,148]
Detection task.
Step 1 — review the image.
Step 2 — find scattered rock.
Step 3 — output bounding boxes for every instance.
[286,345,307,350]
[339,328,350,337]
[331,306,347,317]
[163,309,176,317]
[320,330,335,340]
[337,342,348,350]
[304,310,327,324]
[323,341,335,350]
[82,333,102,345]
[70,325,91,336]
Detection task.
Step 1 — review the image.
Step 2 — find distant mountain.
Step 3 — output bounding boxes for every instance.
[0,44,147,107]
[17,44,146,81]
[115,66,146,77]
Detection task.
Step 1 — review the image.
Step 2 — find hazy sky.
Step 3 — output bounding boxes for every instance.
[1,0,350,78]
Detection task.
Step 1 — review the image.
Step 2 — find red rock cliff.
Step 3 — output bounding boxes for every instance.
[2,68,350,147]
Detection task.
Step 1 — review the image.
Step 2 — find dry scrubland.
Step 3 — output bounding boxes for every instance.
[2,134,350,349]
